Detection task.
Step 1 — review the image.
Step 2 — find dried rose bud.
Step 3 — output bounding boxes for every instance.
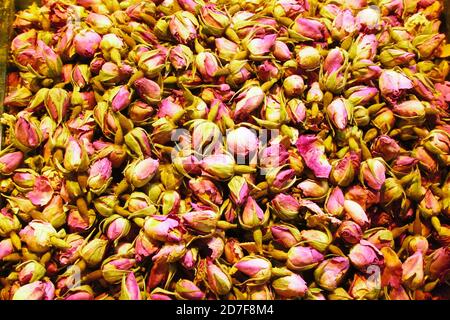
[133,78,161,105]
[86,12,113,35]
[124,128,152,159]
[103,215,131,242]
[87,158,113,195]
[271,193,300,220]
[272,272,307,298]
[325,187,345,217]
[283,75,305,97]
[13,113,42,152]
[195,51,220,80]
[206,260,232,296]
[239,196,268,229]
[231,256,272,285]
[224,238,244,264]
[55,234,84,266]
[337,220,363,244]
[144,215,183,242]
[297,179,329,199]
[0,239,14,260]
[63,137,90,172]
[296,135,331,178]
[349,34,377,61]
[182,210,219,234]
[12,280,54,300]
[80,238,108,267]
[321,48,348,93]
[330,154,356,187]
[291,17,328,41]
[247,34,276,58]
[349,273,380,300]
[326,98,350,130]
[271,224,301,248]
[74,30,101,58]
[19,220,65,253]
[349,240,384,272]
[359,158,386,191]
[180,248,198,270]
[273,40,292,61]
[287,245,324,271]
[370,135,400,162]
[124,157,159,188]
[0,151,23,175]
[17,260,46,284]
[418,189,441,219]
[297,46,321,71]
[66,286,95,301]
[200,154,237,180]
[169,11,199,44]
[287,98,306,124]
[402,251,424,290]
[344,200,369,228]
[175,279,205,300]
[314,257,350,291]
[228,176,249,207]
[101,257,136,284]
[226,126,259,159]
[199,4,230,36]
[300,229,331,253]
[233,85,265,120]
[169,44,193,70]
[26,176,54,207]
[424,247,450,281]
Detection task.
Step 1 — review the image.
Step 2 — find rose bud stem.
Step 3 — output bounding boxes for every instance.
[115,180,130,196]
[40,252,52,265]
[82,270,103,283]
[264,248,288,261]
[10,231,21,251]
[75,260,87,273]
[133,218,145,228]
[54,149,64,164]
[217,221,237,230]
[50,237,71,249]
[271,267,292,277]
[328,244,345,256]
[3,253,21,262]
[392,225,409,238]
[253,228,263,254]
[77,174,88,191]
[21,248,39,261]
[114,205,131,218]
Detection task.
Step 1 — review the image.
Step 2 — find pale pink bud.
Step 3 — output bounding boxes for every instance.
[74,30,101,58]
[296,135,331,178]
[326,98,349,130]
[344,200,369,228]
[273,40,292,61]
[26,176,54,207]
[226,127,259,158]
[0,151,23,175]
[247,34,277,56]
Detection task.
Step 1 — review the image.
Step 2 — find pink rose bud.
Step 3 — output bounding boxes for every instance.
[226,126,259,158]
[169,11,199,44]
[257,61,279,82]
[175,279,205,300]
[134,232,159,262]
[26,176,54,207]
[169,44,193,70]
[271,193,300,221]
[296,135,332,178]
[206,260,232,295]
[228,176,249,206]
[287,245,324,271]
[88,158,113,194]
[19,220,61,253]
[86,12,113,35]
[327,98,350,130]
[356,7,381,32]
[273,40,292,61]
[379,69,413,101]
[360,158,386,191]
[74,30,101,58]
[379,48,415,67]
[247,34,276,57]
[124,157,159,188]
[314,257,350,291]
[133,78,161,105]
[349,240,384,272]
[12,280,55,300]
[199,4,230,36]
[283,75,305,97]
[270,224,302,248]
[286,98,307,124]
[0,239,14,260]
[106,217,131,242]
[297,46,321,71]
[182,210,219,234]
[102,257,136,284]
[337,220,363,244]
[331,9,357,40]
[144,215,183,242]
[345,86,378,106]
[18,260,46,284]
[267,167,296,193]
[215,37,239,61]
[189,177,223,206]
[201,154,237,180]
[240,196,266,229]
[402,250,424,290]
[349,273,380,300]
[14,113,42,152]
[110,85,132,112]
[224,238,245,264]
[233,85,265,121]
[370,135,401,162]
[0,151,23,175]
[55,234,84,266]
[231,256,272,284]
[272,272,307,298]
[392,100,426,119]
[349,34,378,61]
[65,286,95,300]
[344,200,369,228]
[425,247,450,281]
[351,59,382,82]
[64,137,89,172]
[325,187,345,217]
[292,17,328,41]
[195,51,220,80]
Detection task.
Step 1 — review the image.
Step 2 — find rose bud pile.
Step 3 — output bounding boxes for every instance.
[0,0,449,300]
